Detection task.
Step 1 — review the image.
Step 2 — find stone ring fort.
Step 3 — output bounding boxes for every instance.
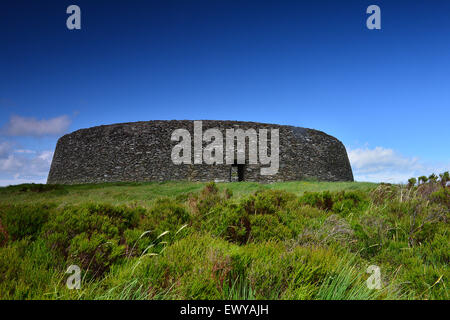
[47,120,353,184]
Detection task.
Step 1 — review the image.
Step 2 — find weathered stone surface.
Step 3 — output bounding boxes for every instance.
[47,120,353,184]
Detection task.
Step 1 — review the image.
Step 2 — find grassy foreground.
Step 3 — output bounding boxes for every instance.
[0,180,448,300]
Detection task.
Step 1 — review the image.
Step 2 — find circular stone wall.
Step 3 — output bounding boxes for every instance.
[47,120,353,184]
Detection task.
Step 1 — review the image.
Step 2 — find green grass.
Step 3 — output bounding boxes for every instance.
[0,180,448,300]
[0,180,377,206]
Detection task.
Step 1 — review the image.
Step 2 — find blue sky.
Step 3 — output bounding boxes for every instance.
[0,0,449,185]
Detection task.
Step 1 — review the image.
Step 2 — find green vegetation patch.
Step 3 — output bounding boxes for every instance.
[0,177,448,300]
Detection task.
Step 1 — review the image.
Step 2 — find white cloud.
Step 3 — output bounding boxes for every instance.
[0,150,54,186]
[348,146,449,183]
[3,115,71,136]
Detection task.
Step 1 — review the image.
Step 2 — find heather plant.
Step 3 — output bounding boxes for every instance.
[204,202,251,244]
[187,181,229,216]
[1,204,53,241]
[139,198,190,242]
[299,191,334,211]
[42,203,143,278]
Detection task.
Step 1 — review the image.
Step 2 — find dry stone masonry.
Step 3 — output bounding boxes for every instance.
[47,120,353,184]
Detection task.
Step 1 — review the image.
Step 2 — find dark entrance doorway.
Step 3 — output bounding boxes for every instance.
[237,164,245,181]
[230,164,245,182]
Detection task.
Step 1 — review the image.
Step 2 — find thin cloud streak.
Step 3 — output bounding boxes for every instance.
[3,115,71,137]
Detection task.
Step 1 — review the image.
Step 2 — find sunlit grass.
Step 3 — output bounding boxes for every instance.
[0,180,377,206]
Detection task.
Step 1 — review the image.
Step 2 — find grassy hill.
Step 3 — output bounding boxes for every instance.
[0,180,448,300]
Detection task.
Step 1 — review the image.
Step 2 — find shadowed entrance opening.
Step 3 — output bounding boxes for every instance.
[231,163,245,182]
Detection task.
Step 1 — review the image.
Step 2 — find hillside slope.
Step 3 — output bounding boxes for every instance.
[0,180,448,300]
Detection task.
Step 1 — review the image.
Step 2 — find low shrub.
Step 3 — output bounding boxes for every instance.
[67,232,125,277]
[205,203,251,244]
[299,191,334,211]
[249,215,292,242]
[2,204,53,241]
[43,203,143,277]
[241,189,296,215]
[298,190,368,216]
[140,198,191,241]
[331,191,369,216]
[187,182,228,216]
[430,188,450,208]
